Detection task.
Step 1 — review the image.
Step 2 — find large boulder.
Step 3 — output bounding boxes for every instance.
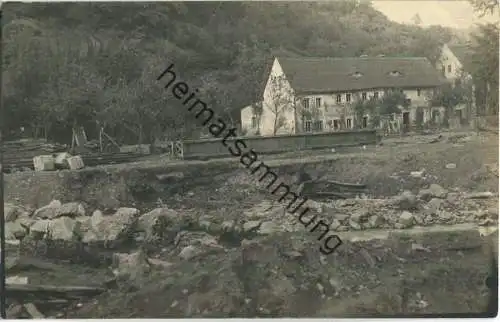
[112,250,151,286]
[29,217,82,242]
[30,219,52,237]
[4,203,30,222]
[49,217,83,241]
[398,211,415,228]
[394,191,418,210]
[33,200,62,219]
[174,231,224,260]
[137,207,179,237]
[56,202,87,218]
[83,207,140,247]
[5,221,28,240]
[418,184,448,201]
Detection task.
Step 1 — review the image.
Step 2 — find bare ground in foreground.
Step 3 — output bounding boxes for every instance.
[8,130,499,318]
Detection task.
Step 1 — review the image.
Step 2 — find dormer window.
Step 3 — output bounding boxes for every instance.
[351,71,363,78]
[389,70,402,77]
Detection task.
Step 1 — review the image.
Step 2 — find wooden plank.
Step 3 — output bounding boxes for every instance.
[307,191,350,199]
[24,303,45,319]
[326,179,366,189]
[6,283,106,300]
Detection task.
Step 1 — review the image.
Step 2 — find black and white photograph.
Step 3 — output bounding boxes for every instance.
[0,0,498,318]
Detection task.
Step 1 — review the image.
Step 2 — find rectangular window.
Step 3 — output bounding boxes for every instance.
[441,66,445,76]
[327,120,333,127]
[346,93,351,103]
[336,94,342,103]
[251,116,257,129]
[316,97,322,108]
[417,89,421,97]
[304,120,312,132]
[362,92,367,101]
[373,91,379,99]
[346,118,352,129]
[313,120,323,131]
[447,65,452,73]
[362,116,368,128]
[333,119,339,130]
[302,98,310,109]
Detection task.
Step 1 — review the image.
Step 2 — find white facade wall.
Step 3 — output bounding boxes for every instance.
[260,58,297,136]
[437,44,464,81]
[240,104,259,136]
[298,88,434,132]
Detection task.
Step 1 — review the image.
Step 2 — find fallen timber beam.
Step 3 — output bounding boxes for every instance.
[324,179,366,189]
[24,303,45,319]
[5,283,106,300]
[311,191,350,199]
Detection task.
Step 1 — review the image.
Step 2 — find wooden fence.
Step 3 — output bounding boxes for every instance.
[160,129,378,160]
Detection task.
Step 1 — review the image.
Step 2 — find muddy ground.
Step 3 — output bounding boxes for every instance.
[5,131,499,318]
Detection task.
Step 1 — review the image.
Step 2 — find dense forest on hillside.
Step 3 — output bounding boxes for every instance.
[0,1,488,143]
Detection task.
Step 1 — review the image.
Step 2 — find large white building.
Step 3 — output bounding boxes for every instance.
[241,56,446,136]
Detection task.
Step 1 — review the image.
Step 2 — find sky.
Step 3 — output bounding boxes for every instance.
[371,0,499,29]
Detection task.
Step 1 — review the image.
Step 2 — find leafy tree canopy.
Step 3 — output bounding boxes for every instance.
[2,1,465,142]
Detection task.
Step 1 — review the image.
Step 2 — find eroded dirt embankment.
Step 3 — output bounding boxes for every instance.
[5,132,498,211]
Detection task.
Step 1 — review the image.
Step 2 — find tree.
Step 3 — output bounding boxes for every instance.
[430,83,468,127]
[469,23,499,116]
[379,90,409,115]
[412,13,422,26]
[469,0,499,17]
[353,97,377,128]
[1,2,464,142]
[251,101,263,135]
[267,75,295,135]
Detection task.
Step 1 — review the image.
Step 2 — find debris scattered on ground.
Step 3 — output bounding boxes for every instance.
[33,153,85,171]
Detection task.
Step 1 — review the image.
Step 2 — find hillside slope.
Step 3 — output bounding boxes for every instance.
[2,1,459,142]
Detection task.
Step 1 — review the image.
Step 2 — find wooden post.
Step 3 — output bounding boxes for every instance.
[0,9,7,317]
[99,128,103,153]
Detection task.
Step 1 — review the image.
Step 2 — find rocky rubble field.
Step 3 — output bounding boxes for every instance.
[5,184,497,252]
[3,183,498,317]
[3,132,498,317]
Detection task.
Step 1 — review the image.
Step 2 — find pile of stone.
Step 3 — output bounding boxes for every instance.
[4,184,497,261]
[33,153,84,171]
[235,184,498,234]
[4,201,184,250]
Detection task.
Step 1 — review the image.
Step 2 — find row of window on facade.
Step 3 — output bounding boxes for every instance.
[441,64,452,75]
[250,116,369,132]
[301,88,422,109]
[302,116,369,132]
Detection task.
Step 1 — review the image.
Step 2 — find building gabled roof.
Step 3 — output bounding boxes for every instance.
[447,43,474,72]
[277,56,446,94]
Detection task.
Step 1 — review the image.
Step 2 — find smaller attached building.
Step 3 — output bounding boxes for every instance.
[437,43,474,82]
[436,43,477,125]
